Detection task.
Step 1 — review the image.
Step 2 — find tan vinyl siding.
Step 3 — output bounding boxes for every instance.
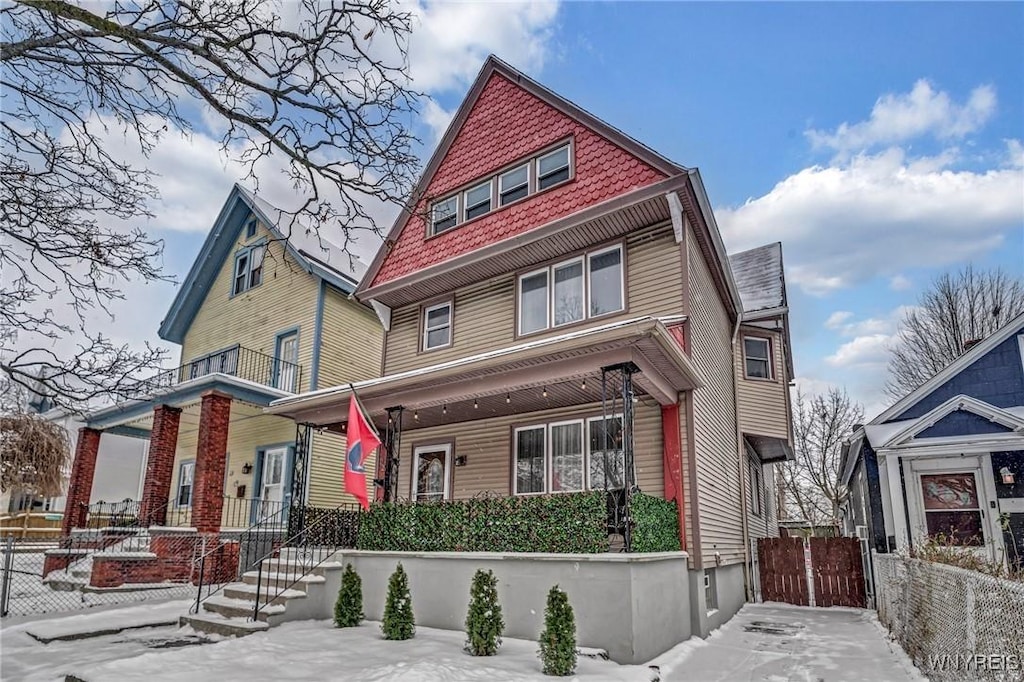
[392,401,663,500]
[747,458,779,539]
[735,328,791,441]
[678,393,695,553]
[687,224,744,567]
[181,219,319,394]
[316,287,384,388]
[306,430,374,508]
[383,224,683,375]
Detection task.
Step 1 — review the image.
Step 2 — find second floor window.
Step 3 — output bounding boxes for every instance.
[518,244,624,336]
[233,244,265,295]
[423,301,452,350]
[744,337,772,379]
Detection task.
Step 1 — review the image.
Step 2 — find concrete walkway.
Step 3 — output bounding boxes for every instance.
[662,603,924,682]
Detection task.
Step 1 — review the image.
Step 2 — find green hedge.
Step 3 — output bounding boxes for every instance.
[356,492,608,553]
[630,492,681,552]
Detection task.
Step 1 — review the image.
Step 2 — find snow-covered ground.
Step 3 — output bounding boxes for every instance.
[0,602,925,682]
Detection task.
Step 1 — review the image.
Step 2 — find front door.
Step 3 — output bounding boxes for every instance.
[906,456,1003,562]
[260,447,288,518]
[413,444,450,501]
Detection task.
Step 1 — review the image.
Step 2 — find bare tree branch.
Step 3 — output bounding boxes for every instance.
[1,0,420,411]
[885,265,1024,399]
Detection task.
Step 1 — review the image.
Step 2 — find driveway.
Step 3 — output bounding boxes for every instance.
[661,603,924,682]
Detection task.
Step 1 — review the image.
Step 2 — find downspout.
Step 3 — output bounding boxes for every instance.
[731,317,753,600]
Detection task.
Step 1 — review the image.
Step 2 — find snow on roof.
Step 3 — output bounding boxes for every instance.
[236,185,367,284]
[728,242,785,314]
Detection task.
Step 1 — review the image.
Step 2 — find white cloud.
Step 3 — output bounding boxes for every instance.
[826,334,892,367]
[718,146,1024,295]
[421,98,456,146]
[806,80,996,156]
[889,274,912,291]
[1006,138,1024,169]
[824,311,853,330]
[404,1,559,93]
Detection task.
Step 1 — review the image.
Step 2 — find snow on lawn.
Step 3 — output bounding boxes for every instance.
[21,599,193,642]
[70,620,659,682]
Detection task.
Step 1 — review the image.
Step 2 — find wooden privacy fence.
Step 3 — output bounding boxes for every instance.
[757,536,866,608]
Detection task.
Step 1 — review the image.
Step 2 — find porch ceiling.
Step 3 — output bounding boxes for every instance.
[267,316,702,429]
[360,177,683,309]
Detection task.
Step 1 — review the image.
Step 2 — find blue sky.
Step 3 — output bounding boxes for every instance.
[107,1,1024,417]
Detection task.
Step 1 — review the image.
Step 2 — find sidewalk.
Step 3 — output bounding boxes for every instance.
[660,603,925,682]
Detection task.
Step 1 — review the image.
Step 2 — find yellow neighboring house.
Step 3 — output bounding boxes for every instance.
[66,185,382,536]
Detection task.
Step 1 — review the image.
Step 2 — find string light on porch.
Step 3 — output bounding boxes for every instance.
[505,393,511,404]
[413,410,419,422]
[442,403,447,415]
[473,398,479,409]
[542,386,548,398]
[581,377,587,390]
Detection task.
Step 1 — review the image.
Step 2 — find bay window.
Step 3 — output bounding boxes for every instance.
[743,337,772,379]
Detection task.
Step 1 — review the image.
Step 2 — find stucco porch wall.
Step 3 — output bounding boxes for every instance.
[335,549,691,664]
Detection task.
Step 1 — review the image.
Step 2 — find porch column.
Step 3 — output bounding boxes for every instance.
[62,427,102,534]
[661,403,687,550]
[192,391,231,533]
[139,405,182,526]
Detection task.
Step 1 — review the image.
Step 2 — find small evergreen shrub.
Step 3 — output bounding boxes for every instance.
[381,562,415,640]
[538,585,576,676]
[333,564,363,628]
[464,569,504,656]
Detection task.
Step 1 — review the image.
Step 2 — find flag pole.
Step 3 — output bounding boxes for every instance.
[347,383,379,438]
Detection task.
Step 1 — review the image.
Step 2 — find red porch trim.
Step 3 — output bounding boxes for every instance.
[661,404,687,551]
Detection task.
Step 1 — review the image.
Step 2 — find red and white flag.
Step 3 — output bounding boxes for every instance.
[344,388,380,510]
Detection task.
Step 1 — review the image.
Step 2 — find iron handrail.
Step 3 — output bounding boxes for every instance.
[124,345,303,398]
[250,503,362,622]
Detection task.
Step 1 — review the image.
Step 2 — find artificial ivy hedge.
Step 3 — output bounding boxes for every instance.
[356,492,609,553]
[629,492,681,552]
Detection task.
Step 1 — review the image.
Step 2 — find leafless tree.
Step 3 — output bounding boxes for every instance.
[1,0,420,412]
[779,387,864,528]
[886,265,1024,399]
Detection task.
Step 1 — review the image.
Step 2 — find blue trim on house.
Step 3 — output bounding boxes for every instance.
[310,280,327,390]
[159,184,358,344]
[272,326,301,392]
[105,425,152,439]
[86,378,285,431]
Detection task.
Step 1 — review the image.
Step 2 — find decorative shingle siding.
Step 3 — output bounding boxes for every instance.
[370,72,667,287]
[891,329,1024,422]
[686,223,744,567]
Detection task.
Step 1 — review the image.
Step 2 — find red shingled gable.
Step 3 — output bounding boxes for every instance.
[370,72,668,288]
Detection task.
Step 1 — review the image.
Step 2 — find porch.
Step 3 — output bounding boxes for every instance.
[268,315,701,552]
[67,345,303,536]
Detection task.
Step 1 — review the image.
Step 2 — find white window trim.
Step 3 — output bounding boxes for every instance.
[743,336,773,380]
[513,425,547,496]
[517,267,550,337]
[536,143,572,189]
[498,163,531,205]
[463,181,492,221]
[586,244,625,319]
[412,443,452,502]
[551,257,586,328]
[422,301,453,351]
[585,414,625,491]
[176,460,195,508]
[431,196,460,235]
[548,419,585,494]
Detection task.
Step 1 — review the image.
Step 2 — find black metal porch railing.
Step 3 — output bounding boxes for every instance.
[125,345,303,398]
[82,497,286,530]
[250,503,364,622]
[83,499,144,529]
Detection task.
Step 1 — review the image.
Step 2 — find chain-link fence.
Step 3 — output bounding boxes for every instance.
[874,552,1024,681]
[1,533,198,618]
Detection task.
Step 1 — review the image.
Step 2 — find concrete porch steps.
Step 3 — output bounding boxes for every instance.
[180,551,343,638]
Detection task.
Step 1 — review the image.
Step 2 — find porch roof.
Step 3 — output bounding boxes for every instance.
[743,433,795,463]
[85,373,293,432]
[266,315,702,427]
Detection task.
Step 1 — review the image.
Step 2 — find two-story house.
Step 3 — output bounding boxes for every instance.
[841,311,1024,568]
[63,185,383,538]
[268,56,795,635]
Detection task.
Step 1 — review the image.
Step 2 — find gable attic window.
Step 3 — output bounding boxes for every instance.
[431,196,459,235]
[499,164,529,205]
[232,243,266,296]
[537,144,570,190]
[464,182,492,221]
[245,216,258,239]
[743,337,772,379]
